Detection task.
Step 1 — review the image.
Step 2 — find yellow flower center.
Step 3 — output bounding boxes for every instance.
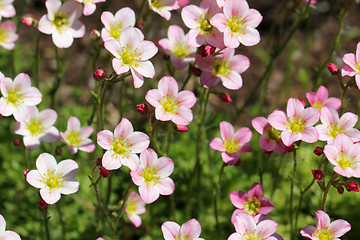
[328,123,345,139]
[118,46,139,66]
[0,26,7,43]
[141,165,159,186]
[6,87,24,106]
[198,15,212,34]
[111,137,130,157]
[223,138,240,154]
[66,130,82,147]
[174,233,191,240]
[83,0,94,3]
[356,62,360,72]
[244,232,262,240]
[286,116,306,133]
[172,42,190,59]
[336,153,355,169]
[244,197,261,215]
[266,127,282,142]
[42,170,64,191]
[160,95,179,114]
[150,0,165,9]
[226,15,246,35]
[52,11,69,33]
[109,23,122,40]
[314,227,335,240]
[312,101,324,111]
[26,118,45,136]
[212,59,231,77]
[127,199,138,214]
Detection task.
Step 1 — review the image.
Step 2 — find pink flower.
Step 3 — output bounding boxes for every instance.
[300,210,351,240]
[0,72,42,122]
[101,8,143,42]
[75,0,105,16]
[97,118,150,171]
[181,0,224,48]
[130,148,175,204]
[145,76,197,125]
[268,98,320,146]
[341,42,360,90]
[305,85,341,111]
[0,20,18,50]
[315,107,360,144]
[0,214,21,240]
[38,0,85,48]
[252,116,287,154]
[26,153,80,204]
[158,25,196,69]
[13,106,59,150]
[161,219,204,240]
[125,191,146,228]
[0,0,15,20]
[230,183,273,220]
[209,121,252,165]
[178,0,189,7]
[148,0,179,21]
[196,48,250,90]
[228,212,283,240]
[324,134,360,178]
[303,0,317,4]
[60,116,95,154]
[104,26,158,88]
[211,0,263,48]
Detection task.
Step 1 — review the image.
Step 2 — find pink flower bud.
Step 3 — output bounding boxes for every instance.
[199,44,215,57]
[90,29,101,41]
[100,167,110,178]
[23,169,30,177]
[300,99,306,107]
[313,147,323,156]
[190,66,202,76]
[136,104,147,114]
[96,157,102,166]
[178,0,189,7]
[93,68,106,81]
[176,125,188,132]
[311,169,323,180]
[22,16,33,26]
[38,199,48,209]
[13,139,20,146]
[345,181,359,192]
[327,63,338,74]
[286,145,294,152]
[220,92,232,103]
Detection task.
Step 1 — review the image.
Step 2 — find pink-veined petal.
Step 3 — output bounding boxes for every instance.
[26,170,46,188]
[161,221,180,240]
[102,150,122,170]
[40,188,61,204]
[36,153,58,176]
[171,106,193,125]
[180,219,201,239]
[157,178,175,195]
[97,130,113,150]
[139,184,159,204]
[209,137,225,151]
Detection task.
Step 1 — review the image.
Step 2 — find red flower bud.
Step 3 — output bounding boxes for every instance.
[311,169,324,180]
[337,186,344,195]
[93,68,106,81]
[313,147,323,156]
[100,167,110,178]
[176,125,188,132]
[22,16,33,26]
[220,92,232,103]
[23,169,30,177]
[327,63,338,74]
[136,104,147,114]
[300,99,306,107]
[199,44,215,57]
[345,181,359,192]
[265,151,273,155]
[55,148,62,156]
[38,199,48,209]
[13,138,21,146]
[90,29,101,41]
[137,17,144,30]
[286,145,294,152]
[96,157,102,166]
[190,66,202,76]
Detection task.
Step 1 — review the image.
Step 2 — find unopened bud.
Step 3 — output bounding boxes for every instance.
[327,63,338,75]
[93,68,106,81]
[300,99,306,107]
[38,199,48,209]
[100,167,110,178]
[136,104,147,114]
[265,151,273,155]
[286,145,294,152]
[345,181,359,192]
[199,44,215,57]
[337,186,344,195]
[96,157,103,166]
[220,92,232,103]
[313,147,323,156]
[176,125,188,132]
[190,66,202,76]
[137,17,144,30]
[90,29,101,41]
[55,148,62,156]
[13,138,20,146]
[311,169,323,180]
[22,16,34,26]
[23,169,30,177]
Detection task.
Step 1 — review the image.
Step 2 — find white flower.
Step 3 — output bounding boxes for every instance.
[0,214,21,240]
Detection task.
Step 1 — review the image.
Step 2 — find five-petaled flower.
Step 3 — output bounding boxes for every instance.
[75,0,105,16]
[268,98,320,146]
[0,72,42,122]
[145,76,197,126]
[97,118,150,171]
[210,121,252,165]
[26,153,80,204]
[104,26,158,88]
[300,210,351,240]
[13,106,59,150]
[38,0,85,48]
[0,0,16,21]
[60,116,95,154]
[0,214,21,240]
[125,191,146,228]
[210,0,263,48]
[341,42,360,90]
[130,148,175,204]
[148,0,180,21]
[0,20,18,50]
[305,85,341,112]
[161,218,204,240]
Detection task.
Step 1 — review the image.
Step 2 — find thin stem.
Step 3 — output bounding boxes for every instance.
[321,171,338,212]
[112,182,133,237]
[294,179,315,235]
[259,153,270,186]
[214,163,227,231]
[289,150,297,240]
[23,145,29,169]
[40,207,51,240]
[99,80,109,130]
[55,203,66,240]
[180,66,192,91]
[147,114,165,156]
[34,30,41,88]
[50,47,64,109]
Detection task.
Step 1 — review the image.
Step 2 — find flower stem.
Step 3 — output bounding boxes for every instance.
[321,171,338,212]
[34,30,41,88]
[259,153,270,186]
[294,179,315,235]
[50,47,65,109]
[40,206,51,240]
[290,149,298,240]
[214,163,227,231]
[55,203,66,240]
[112,182,133,238]
[99,80,109,130]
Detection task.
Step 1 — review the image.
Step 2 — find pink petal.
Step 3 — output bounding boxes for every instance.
[301,127,319,143]
[220,71,243,90]
[155,106,173,121]
[158,76,178,96]
[157,178,175,195]
[176,91,196,108]
[121,153,139,171]
[210,13,227,32]
[39,109,57,127]
[69,20,85,38]
[0,97,14,116]
[113,58,130,75]
[167,25,185,43]
[230,190,246,209]
[100,11,113,29]
[301,107,320,126]
[145,89,162,107]
[268,110,287,131]
[13,73,31,90]
[40,188,61,204]
[78,139,95,152]
[52,30,74,48]
[234,213,256,235]
[45,0,61,20]
[209,137,225,151]
[221,152,240,165]
[195,55,213,72]
[104,39,121,59]
[200,72,220,88]
[23,136,41,150]
[120,26,140,48]
[136,41,158,60]
[171,106,193,125]
[67,116,80,130]
[245,9,263,28]
[83,2,96,16]
[129,214,142,228]
[80,126,94,138]
[259,136,276,152]
[181,5,202,29]
[224,29,240,48]
[139,184,160,204]
[180,219,201,239]
[234,127,252,144]
[236,27,260,46]
[316,86,329,102]
[229,54,250,74]
[2,231,21,240]
[223,0,249,19]
[59,180,79,195]
[339,112,358,129]
[343,53,357,70]
[130,171,144,186]
[13,104,28,122]
[252,117,268,134]
[102,150,122,170]
[23,87,42,105]
[320,107,339,127]
[97,130,113,150]
[248,183,263,199]
[256,220,278,238]
[324,145,339,166]
[26,170,46,188]
[57,159,78,178]
[341,64,357,77]
[306,91,317,106]
[300,225,316,238]
[36,153,58,176]
[220,121,235,140]
[161,221,180,240]
[157,157,174,177]
[114,7,136,28]
[128,132,150,153]
[287,98,304,118]
[330,219,351,237]
[281,130,301,146]
[114,118,134,138]
[140,148,158,167]
[315,210,330,228]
